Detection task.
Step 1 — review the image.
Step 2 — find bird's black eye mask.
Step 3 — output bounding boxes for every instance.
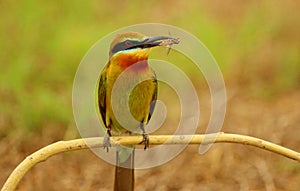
[110,36,180,55]
[111,39,159,55]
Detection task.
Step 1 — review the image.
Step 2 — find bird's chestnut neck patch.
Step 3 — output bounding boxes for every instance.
[111,52,150,71]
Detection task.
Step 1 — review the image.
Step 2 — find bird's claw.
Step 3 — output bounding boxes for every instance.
[103,133,111,152]
[139,133,149,150]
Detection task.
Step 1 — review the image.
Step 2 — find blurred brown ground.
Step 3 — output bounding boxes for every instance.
[1,90,299,191]
[1,1,300,191]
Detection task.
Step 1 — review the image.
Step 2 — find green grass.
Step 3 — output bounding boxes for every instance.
[0,1,299,134]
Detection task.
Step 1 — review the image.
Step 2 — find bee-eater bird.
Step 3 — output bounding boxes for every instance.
[97,32,179,191]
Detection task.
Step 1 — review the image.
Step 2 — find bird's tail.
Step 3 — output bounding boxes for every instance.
[114,146,135,191]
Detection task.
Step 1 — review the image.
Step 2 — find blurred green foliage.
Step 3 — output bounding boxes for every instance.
[0,1,299,134]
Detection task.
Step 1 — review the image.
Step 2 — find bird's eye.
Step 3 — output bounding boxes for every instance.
[125,40,132,47]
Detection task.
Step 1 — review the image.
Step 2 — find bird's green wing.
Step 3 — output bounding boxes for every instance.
[98,67,107,127]
[147,73,158,123]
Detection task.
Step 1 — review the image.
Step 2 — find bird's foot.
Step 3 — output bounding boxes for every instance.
[139,133,149,150]
[103,133,111,152]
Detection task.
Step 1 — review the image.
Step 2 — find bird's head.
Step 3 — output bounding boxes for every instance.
[109,32,179,64]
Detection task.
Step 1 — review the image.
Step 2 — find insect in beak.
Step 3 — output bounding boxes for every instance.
[157,32,179,55]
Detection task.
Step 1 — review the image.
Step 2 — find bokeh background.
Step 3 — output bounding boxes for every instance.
[1,1,300,190]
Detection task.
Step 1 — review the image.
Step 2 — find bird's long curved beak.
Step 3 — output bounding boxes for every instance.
[140,36,180,48]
